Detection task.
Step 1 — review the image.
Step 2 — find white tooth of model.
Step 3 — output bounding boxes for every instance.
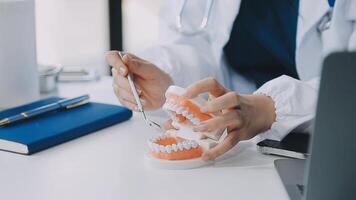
[182,111,189,116]
[165,104,171,111]
[169,103,176,110]
[166,130,176,136]
[172,116,178,123]
[183,141,191,150]
[172,144,178,152]
[173,104,180,112]
[162,103,168,110]
[191,118,200,125]
[176,107,184,114]
[180,109,187,115]
[177,143,184,151]
[166,102,173,110]
[148,141,153,150]
[191,141,198,148]
[171,121,180,129]
[186,114,194,120]
[153,144,160,152]
[166,145,172,153]
[159,145,166,153]
[165,109,172,115]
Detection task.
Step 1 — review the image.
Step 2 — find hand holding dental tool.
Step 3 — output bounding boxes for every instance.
[117,51,163,131]
[0,95,90,127]
[106,51,173,111]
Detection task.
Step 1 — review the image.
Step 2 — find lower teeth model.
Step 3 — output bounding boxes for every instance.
[146,86,225,169]
[148,132,203,160]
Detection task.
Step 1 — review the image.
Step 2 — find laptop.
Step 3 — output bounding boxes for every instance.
[274,52,356,200]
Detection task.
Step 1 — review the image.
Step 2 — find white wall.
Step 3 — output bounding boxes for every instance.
[35,0,161,74]
[35,0,110,74]
[122,0,161,53]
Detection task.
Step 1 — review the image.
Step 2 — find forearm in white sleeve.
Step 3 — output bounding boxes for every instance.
[137,38,217,87]
[347,18,356,50]
[252,0,356,141]
[253,75,320,141]
[347,0,356,50]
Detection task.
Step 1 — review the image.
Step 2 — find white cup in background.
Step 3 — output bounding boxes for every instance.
[0,0,39,109]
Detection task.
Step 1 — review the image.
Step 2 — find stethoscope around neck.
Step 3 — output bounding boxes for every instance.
[174,0,214,36]
[174,0,333,35]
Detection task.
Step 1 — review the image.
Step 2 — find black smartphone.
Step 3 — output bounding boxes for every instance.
[257,132,310,159]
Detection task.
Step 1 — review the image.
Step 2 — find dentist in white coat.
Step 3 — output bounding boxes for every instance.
[107,0,356,160]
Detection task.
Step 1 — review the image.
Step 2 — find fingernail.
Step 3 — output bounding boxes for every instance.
[111,68,118,76]
[202,153,211,161]
[119,66,126,75]
[193,123,207,132]
[137,89,143,95]
[123,54,130,63]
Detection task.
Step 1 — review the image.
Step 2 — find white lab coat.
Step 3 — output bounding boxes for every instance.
[137,0,356,140]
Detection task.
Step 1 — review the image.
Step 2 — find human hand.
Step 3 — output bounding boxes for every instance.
[184,78,276,161]
[106,51,174,111]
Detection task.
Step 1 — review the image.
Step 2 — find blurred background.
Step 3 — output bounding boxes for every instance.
[35,0,162,75]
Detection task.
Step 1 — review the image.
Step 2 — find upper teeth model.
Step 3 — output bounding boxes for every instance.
[147,86,225,166]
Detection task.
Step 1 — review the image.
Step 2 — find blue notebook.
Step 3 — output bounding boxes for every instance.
[0,97,132,155]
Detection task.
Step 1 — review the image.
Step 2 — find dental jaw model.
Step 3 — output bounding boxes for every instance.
[145,86,225,169]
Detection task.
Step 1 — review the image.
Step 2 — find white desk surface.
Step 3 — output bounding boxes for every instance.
[0,77,289,200]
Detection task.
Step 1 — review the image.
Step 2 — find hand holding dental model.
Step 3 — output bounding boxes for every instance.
[146,78,276,169]
[182,78,276,161]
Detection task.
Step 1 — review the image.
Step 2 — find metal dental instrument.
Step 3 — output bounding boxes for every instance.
[118,52,163,131]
